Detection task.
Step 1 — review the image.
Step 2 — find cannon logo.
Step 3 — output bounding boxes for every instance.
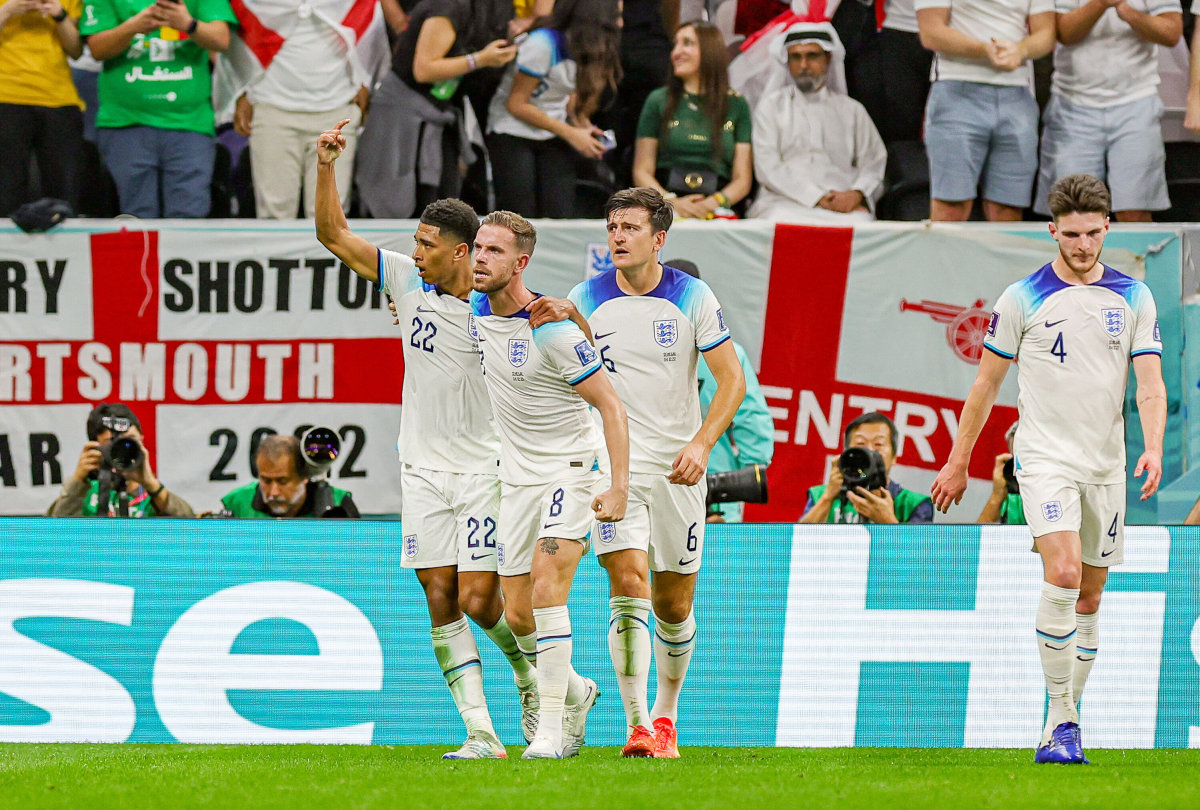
[899,298,992,364]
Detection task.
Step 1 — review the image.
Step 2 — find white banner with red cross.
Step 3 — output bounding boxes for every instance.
[0,220,1170,519]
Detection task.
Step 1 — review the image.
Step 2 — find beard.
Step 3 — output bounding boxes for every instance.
[266,487,306,516]
[793,73,825,93]
[1059,246,1099,276]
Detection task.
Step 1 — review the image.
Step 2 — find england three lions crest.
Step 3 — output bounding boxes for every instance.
[1101,308,1125,337]
[1041,501,1063,522]
[509,338,529,367]
[654,319,678,347]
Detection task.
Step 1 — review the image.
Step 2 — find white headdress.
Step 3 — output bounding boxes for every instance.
[768,21,847,96]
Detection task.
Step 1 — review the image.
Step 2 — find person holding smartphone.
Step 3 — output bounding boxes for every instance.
[81,0,236,217]
[486,0,622,218]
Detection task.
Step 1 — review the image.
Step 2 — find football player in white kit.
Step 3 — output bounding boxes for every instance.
[469,210,630,759]
[533,188,746,758]
[932,174,1166,765]
[315,120,535,760]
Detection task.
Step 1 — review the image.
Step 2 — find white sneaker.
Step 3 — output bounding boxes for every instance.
[561,677,599,758]
[517,680,539,743]
[521,735,563,759]
[442,734,507,760]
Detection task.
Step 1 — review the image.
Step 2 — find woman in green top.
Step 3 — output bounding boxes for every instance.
[632,19,753,220]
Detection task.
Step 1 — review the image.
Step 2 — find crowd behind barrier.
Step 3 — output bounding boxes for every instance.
[6,1,1200,225]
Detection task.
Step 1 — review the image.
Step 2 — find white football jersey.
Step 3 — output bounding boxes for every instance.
[471,292,605,486]
[569,265,731,475]
[378,249,500,474]
[984,263,1162,483]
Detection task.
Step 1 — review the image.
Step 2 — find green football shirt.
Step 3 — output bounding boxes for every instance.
[81,0,237,134]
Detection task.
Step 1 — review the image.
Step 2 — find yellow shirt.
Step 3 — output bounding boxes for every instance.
[513,0,534,17]
[0,0,84,108]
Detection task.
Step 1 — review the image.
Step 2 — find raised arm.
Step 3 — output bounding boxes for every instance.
[314,120,379,282]
[931,349,1013,512]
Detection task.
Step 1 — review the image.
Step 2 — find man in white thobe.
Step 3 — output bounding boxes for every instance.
[748,22,886,225]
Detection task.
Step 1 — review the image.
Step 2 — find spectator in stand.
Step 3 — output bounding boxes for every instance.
[1033,0,1181,222]
[487,0,622,218]
[915,0,1055,221]
[748,21,885,224]
[0,0,85,217]
[1186,0,1200,134]
[610,0,678,186]
[633,19,753,219]
[216,0,389,219]
[845,0,933,146]
[81,0,236,218]
[354,0,515,217]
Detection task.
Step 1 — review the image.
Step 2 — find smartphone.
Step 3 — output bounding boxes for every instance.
[508,32,529,47]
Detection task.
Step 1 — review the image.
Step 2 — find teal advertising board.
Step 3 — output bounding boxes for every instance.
[0,520,1195,748]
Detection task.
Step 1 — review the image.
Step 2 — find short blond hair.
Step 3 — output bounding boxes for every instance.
[481,210,537,255]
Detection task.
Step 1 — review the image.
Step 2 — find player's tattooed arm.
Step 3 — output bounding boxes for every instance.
[539,538,559,556]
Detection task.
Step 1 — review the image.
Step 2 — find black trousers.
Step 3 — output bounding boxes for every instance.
[488,133,579,219]
[0,103,84,215]
[845,28,933,146]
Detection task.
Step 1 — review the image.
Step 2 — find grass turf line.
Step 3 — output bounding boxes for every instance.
[1,746,1197,809]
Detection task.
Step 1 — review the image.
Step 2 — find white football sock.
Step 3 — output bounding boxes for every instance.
[1036,583,1079,744]
[533,605,573,751]
[485,614,536,688]
[1073,611,1099,709]
[608,595,652,731]
[515,630,538,670]
[431,616,497,741]
[651,611,696,724]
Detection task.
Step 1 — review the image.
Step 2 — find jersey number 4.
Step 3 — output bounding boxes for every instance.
[1050,332,1067,364]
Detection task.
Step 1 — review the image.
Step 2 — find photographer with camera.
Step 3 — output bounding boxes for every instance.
[977,421,1024,524]
[220,433,360,519]
[47,404,194,517]
[800,411,933,525]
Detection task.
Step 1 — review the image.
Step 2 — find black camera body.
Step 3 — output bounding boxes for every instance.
[1002,457,1020,495]
[705,464,769,507]
[101,436,143,472]
[838,447,888,495]
[90,433,145,517]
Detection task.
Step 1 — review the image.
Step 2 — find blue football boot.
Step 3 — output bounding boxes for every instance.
[1035,721,1087,764]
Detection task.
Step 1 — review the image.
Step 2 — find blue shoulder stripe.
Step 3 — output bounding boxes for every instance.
[699,334,731,352]
[568,365,601,386]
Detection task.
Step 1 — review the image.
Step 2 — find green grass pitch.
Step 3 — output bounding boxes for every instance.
[1,745,1197,809]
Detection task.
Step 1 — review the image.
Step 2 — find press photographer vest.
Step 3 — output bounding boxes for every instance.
[807,483,930,524]
[80,480,155,517]
[221,480,356,519]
